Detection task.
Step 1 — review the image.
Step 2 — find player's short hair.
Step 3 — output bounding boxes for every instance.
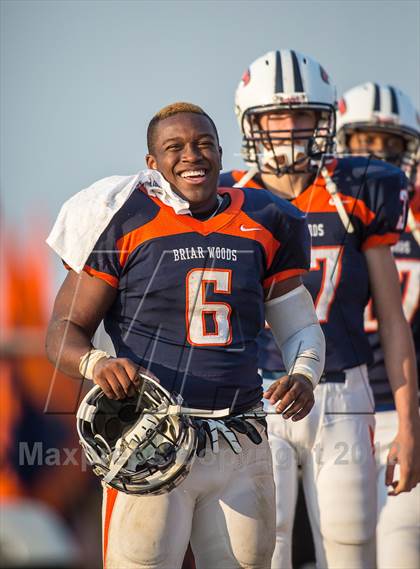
[147,102,219,153]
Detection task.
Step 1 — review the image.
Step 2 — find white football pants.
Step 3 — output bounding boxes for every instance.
[264,365,377,569]
[102,419,275,569]
[375,409,420,569]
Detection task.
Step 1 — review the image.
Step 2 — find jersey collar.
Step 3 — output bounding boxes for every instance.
[139,186,245,236]
[292,158,338,210]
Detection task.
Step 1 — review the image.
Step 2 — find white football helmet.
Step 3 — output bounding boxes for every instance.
[77,373,197,495]
[235,49,337,174]
[337,82,420,182]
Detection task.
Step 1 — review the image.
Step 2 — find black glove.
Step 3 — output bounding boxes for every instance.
[194,414,264,457]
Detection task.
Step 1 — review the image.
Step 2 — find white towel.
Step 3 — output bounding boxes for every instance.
[140,169,190,215]
[46,169,190,272]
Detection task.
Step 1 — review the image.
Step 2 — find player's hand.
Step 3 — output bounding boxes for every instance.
[263,373,315,421]
[92,357,151,400]
[385,422,420,495]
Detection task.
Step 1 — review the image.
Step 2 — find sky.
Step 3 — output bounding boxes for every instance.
[1,0,419,227]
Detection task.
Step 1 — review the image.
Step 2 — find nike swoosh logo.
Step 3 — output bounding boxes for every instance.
[240,225,262,232]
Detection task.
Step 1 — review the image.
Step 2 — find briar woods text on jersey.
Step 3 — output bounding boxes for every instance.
[308,223,325,237]
[172,226,324,262]
[172,246,238,262]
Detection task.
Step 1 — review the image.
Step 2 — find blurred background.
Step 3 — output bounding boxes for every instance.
[1,1,419,567]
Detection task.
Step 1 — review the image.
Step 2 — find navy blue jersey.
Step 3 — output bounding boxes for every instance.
[83,185,310,411]
[365,208,420,410]
[221,157,408,376]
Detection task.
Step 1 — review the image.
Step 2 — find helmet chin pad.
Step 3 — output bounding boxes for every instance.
[241,105,336,174]
[260,144,308,172]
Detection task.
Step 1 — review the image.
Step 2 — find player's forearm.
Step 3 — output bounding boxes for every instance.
[265,284,325,387]
[366,246,419,426]
[45,317,94,378]
[379,315,420,426]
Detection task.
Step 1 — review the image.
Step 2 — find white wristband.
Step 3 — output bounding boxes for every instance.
[79,349,112,380]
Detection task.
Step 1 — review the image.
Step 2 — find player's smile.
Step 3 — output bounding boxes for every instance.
[177,167,209,185]
[146,112,222,213]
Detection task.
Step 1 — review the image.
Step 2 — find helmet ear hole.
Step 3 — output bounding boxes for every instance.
[92,396,141,444]
[104,417,124,443]
[119,402,141,423]
[96,396,120,415]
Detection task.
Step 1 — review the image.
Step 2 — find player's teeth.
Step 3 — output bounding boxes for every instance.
[180,170,205,178]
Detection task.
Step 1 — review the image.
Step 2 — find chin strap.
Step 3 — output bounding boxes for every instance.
[103,412,163,484]
[102,405,233,484]
[233,167,260,188]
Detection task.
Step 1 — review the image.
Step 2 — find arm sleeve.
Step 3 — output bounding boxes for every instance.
[263,207,311,290]
[361,168,409,251]
[265,285,325,386]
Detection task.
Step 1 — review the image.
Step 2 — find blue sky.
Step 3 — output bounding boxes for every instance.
[1,0,419,225]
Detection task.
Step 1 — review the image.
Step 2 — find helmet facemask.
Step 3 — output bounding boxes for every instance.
[339,123,420,189]
[77,375,197,495]
[240,102,336,175]
[336,83,420,192]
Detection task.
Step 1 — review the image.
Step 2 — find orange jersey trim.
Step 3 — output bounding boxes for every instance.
[263,268,307,289]
[117,187,246,267]
[293,183,376,227]
[216,210,281,269]
[287,159,377,227]
[83,265,119,288]
[103,487,118,568]
[143,186,245,235]
[116,208,193,267]
[231,160,377,230]
[361,232,400,251]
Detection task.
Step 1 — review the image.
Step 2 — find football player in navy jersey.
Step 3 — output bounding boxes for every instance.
[220,50,420,569]
[337,83,420,569]
[46,103,326,569]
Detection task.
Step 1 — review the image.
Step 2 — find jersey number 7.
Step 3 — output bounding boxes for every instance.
[310,246,344,323]
[365,257,420,331]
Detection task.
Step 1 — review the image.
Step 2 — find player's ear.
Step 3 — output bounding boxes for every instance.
[219,146,223,170]
[145,154,158,170]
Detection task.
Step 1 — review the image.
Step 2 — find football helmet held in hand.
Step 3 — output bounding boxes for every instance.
[77,373,197,495]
